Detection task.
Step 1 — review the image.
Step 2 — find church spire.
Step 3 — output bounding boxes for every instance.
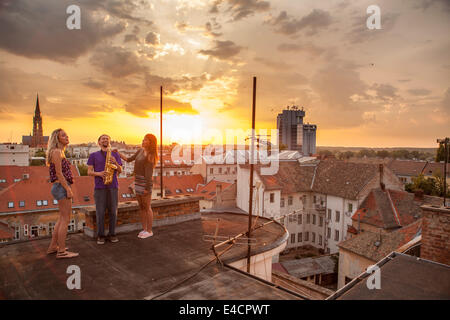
[35,93,40,116]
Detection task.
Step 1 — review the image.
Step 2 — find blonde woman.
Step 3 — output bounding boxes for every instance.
[46,129,78,258]
[115,134,158,239]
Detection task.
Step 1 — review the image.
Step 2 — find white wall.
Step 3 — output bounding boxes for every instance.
[0,144,29,166]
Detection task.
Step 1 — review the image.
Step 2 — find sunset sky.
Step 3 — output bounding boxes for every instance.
[0,0,448,147]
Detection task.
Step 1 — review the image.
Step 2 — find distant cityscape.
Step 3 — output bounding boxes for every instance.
[0,94,449,300]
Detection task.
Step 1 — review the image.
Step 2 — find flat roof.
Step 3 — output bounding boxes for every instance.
[330,252,450,300]
[0,212,300,300]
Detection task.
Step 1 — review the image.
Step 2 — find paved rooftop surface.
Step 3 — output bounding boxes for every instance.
[0,212,299,300]
[280,256,336,278]
[332,253,450,300]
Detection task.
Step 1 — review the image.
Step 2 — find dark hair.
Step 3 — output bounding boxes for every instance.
[143,134,158,168]
[98,134,110,142]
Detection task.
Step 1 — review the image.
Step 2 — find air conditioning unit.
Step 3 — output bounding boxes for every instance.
[23,173,30,180]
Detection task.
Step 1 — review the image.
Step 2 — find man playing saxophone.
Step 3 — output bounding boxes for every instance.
[87,134,123,245]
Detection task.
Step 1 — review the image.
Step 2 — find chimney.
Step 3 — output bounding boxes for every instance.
[379,164,384,189]
[414,189,424,201]
[420,205,450,265]
[215,183,222,206]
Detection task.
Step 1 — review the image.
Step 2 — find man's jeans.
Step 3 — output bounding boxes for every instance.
[94,188,118,237]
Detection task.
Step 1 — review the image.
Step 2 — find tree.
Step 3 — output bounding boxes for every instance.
[376,150,390,158]
[34,149,46,157]
[77,164,88,176]
[319,150,334,158]
[436,143,448,162]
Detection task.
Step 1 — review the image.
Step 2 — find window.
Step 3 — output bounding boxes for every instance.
[336,211,340,222]
[14,178,21,182]
[297,214,302,225]
[335,230,340,241]
[327,209,332,220]
[0,179,6,183]
[270,193,275,203]
[304,232,309,241]
[312,215,316,225]
[186,188,194,192]
[302,195,307,208]
[31,225,39,237]
[327,227,331,239]
[68,220,75,232]
[280,198,285,208]
[14,226,20,240]
[307,214,310,224]
[319,235,323,246]
[37,200,42,206]
[288,196,293,206]
[53,199,58,205]
[42,200,48,206]
[313,195,317,204]
[348,203,353,213]
[312,232,316,243]
[19,201,25,207]
[122,194,127,198]
[176,189,182,193]
[226,167,230,174]
[291,233,296,243]
[319,217,323,227]
[298,233,302,242]
[218,167,222,174]
[8,202,14,208]
[210,168,214,174]
[23,224,29,237]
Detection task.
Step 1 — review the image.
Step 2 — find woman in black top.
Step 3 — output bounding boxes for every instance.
[116,134,158,239]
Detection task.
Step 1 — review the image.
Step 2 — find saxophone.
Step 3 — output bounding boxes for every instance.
[103,145,118,185]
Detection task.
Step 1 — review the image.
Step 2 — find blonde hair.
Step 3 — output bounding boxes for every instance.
[46,128,66,166]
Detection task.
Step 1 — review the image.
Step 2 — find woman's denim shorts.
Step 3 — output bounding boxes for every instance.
[51,183,68,200]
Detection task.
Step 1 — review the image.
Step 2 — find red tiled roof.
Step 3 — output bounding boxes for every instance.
[0,175,136,213]
[195,179,233,200]
[339,219,422,262]
[240,159,390,199]
[422,162,450,177]
[0,165,79,191]
[386,160,427,177]
[352,188,442,230]
[152,174,204,197]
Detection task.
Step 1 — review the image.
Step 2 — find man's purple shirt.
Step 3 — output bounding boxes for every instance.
[87,150,122,189]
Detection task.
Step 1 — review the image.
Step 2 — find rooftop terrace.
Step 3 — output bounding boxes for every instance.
[0,210,301,300]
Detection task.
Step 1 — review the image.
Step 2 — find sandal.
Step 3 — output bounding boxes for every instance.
[47,247,68,255]
[56,251,79,259]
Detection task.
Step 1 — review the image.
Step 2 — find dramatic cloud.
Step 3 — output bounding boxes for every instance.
[89,46,147,78]
[204,19,223,38]
[198,40,243,61]
[253,57,292,70]
[210,0,271,21]
[123,34,140,43]
[408,88,432,96]
[371,83,399,101]
[268,9,332,36]
[0,0,125,63]
[145,32,160,45]
[277,42,324,57]
[345,12,399,44]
